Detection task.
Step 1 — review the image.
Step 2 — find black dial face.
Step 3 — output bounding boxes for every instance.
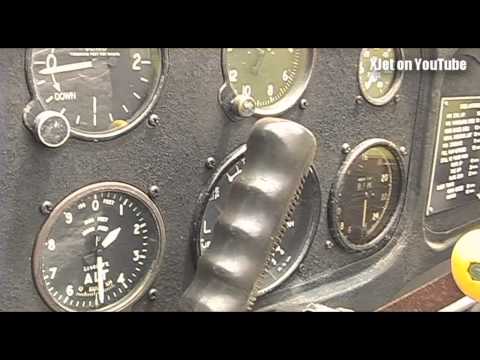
[331,142,403,250]
[28,48,165,139]
[197,146,320,295]
[32,183,165,312]
[223,48,314,115]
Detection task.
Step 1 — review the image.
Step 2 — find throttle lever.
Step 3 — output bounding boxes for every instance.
[180,118,317,312]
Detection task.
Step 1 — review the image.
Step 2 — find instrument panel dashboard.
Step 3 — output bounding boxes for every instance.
[0,48,470,311]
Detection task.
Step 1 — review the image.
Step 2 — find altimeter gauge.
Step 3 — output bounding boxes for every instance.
[32,182,165,312]
[195,145,321,295]
[358,48,404,106]
[220,48,315,118]
[328,139,405,251]
[25,48,167,143]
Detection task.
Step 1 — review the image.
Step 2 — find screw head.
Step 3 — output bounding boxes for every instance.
[298,264,306,274]
[299,98,309,110]
[394,94,401,103]
[40,201,54,215]
[147,114,161,128]
[342,143,351,155]
[233,95,256,118]
[148,185,160,199]
[355,96,363,105]
[325,240,334,249]
[399,146,408,156]
[205,157,217,169]
[148,288,158,301]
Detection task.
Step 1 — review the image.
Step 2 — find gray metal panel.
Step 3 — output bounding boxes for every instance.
[0,48,452,311]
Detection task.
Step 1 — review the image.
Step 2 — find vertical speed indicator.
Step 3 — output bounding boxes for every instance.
[27,48,167,141]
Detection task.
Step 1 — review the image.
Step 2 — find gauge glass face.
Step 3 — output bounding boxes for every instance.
[28,48,164,139]
[358,48,403,105]
[224,48,314,114]
[198,148,320,295]
[33,183,164,312]
[333,145,403,249]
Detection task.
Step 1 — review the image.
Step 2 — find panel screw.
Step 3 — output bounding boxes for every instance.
[40,201,53,215]
[355,96,363,105]
[325,240,334,249]
[394,94,401,103]
[148,288,158,301]
[299,98,309,110]
[342,143,351,154]
[205,157,217,169]
[298,264,306,274]
[399,146,408,156]
[148,185,160,199]
[147,114,161,128]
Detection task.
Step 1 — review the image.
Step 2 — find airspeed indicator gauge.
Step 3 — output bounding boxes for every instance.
[328,139,405,252]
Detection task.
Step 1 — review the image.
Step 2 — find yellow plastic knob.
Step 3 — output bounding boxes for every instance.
[451,229,480,301]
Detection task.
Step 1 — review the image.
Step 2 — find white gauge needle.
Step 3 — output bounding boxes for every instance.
[96,255,105,305]
[362,198,368,229]
[39,60,94,75]
[101,227,122,249]
[253,49,266,75]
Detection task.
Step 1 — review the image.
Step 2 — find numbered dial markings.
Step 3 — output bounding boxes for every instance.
[330,142,404,251]
[28,48,165,139]
[224,48,314,114]
[358,48,404,105]
[197,147,320,295]
[33,183,164,312]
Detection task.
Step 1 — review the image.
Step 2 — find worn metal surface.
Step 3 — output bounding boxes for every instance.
[0,48,458,311]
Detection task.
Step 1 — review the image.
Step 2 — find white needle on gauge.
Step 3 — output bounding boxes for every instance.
[93,96,97,127]
[253,48,266,75]
[39,60,94,75]
[96,255,105,305]
[362,198,368,229]
[101,227,122,249]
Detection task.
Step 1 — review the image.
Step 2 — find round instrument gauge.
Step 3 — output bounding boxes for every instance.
[328,139,405,251]
[222,48,315,116]
[32,182,165,312]
[195,145,321,296]
[358,48,404,106]
[27,48,167,141]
